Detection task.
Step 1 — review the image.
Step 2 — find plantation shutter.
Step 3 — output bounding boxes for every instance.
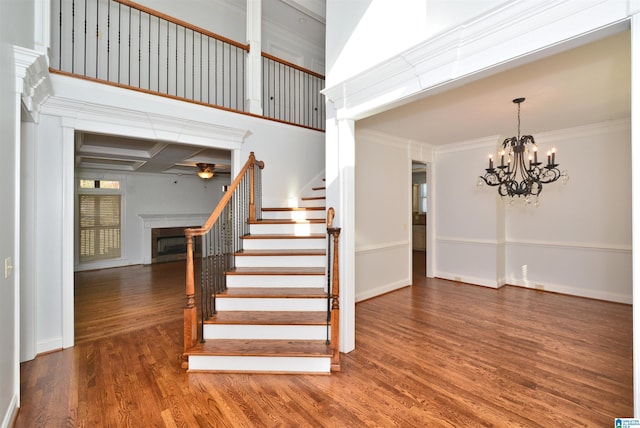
[79,194,121,262]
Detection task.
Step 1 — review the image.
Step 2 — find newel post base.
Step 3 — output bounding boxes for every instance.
[183,232,197,365]
[327,222,341,372]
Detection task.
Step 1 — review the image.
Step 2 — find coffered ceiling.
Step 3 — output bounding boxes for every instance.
[75,132,232,176]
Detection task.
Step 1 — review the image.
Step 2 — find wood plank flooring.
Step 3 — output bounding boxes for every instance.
[16,255,633,427]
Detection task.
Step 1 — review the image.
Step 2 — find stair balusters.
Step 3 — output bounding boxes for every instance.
[183,152,264,361]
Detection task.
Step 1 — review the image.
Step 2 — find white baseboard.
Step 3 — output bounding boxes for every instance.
[435,271,502,289]
[356,278,410,302]
[37,337,63,355]
[509,279,632,304]
[1,394,19,428]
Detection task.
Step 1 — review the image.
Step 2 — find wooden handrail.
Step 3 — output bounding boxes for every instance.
[114,0,250,51]
[262,52,325,80]
[183,152,264,359]
[186,152,264,238]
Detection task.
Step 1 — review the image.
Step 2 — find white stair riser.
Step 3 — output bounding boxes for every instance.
[262,211,325,221]
[250,223,325,235]
[203,324,329,340]
[299,199,326,208]
[216,297,328,312]
[243,238,326,250]
[226,274,325,288]
[188,355,331,373]
[235,255,326,268]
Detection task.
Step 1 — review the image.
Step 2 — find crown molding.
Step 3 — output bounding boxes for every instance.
[436,135,501,155]
[322,0,631,121]
[41,95,249,150]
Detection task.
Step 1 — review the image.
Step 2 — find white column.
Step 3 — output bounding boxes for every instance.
[61,119,75,349]
[12,59,22,409]
[245,0,262,115]
[33,0,51,56]
[325,103,356,353]
[631,10,640,417]
[19,121,37,362]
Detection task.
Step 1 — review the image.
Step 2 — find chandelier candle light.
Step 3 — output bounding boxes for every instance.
[478,97,568,205]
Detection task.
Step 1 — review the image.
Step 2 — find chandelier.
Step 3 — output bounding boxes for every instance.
[478,97,568,205]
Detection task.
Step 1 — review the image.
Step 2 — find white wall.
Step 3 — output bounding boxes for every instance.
[133,0,246,42]
[435,136,506,287]
[504,119,631,302]
[354,129,434,301]
[0,0,36,424]
[434,119,632,303]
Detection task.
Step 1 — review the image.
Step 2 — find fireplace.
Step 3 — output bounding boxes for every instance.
[151,226,200,264]
[139,213,209,265]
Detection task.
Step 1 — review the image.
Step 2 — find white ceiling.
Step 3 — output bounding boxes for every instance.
[358,29,630,146]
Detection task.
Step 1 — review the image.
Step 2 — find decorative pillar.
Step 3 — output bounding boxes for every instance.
[325,102,355,354]
[245,0,263,115]
[14,47,53,361]
[61,118,75,349]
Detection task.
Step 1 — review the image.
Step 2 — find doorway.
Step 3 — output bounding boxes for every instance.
[412,161,427,277]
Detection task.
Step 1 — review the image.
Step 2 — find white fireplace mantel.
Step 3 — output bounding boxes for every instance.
[140,213,209,264]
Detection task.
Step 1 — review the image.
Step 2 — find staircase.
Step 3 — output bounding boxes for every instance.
[184,173,340,374]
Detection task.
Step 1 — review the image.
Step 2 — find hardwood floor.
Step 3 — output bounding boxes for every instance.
[16,257,632,427]
[74,262,184,344]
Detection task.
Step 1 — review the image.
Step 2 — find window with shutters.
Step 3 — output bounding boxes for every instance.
[79,193,121,262]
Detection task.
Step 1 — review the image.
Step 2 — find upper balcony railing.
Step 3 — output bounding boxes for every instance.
[50,0,325,131]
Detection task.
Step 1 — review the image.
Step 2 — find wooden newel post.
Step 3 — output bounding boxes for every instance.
[183,231,197,365]
[248,151,256,222]
[328,226,341,372]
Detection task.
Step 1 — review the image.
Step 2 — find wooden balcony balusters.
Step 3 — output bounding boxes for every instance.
[51,0,326,130]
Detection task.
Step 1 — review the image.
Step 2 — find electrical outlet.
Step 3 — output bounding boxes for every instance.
[4,257,13,279]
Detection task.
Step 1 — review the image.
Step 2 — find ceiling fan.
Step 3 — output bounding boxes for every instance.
[195,163,230,180]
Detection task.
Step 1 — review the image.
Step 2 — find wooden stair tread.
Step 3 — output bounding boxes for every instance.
[205,311,327,325]
[312,186,326,191]
[262,207,325,212]
[227,267,325,275]
[218,287,326,298]
[250,218,324,224]
[301,196,325,201]
[242,233,325,240]
[186,339,332,357]
[235,249,325,256]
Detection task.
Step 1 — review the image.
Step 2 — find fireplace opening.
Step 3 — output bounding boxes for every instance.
[151,226,199,263]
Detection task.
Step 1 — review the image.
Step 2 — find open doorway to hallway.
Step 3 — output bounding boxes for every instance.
[411,161,428,277]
